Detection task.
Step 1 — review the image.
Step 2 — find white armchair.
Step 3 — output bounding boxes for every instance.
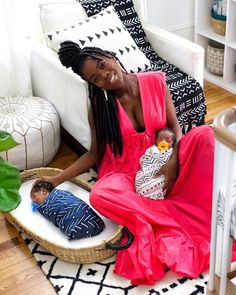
[30,0,204,151]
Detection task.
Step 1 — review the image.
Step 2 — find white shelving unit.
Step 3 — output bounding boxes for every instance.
[195,0,236,94]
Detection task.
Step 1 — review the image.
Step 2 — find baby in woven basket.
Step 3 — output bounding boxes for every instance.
[135,127,176,200]
[30,181,105,240]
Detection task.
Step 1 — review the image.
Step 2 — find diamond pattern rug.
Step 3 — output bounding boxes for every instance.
[20,169,209,295]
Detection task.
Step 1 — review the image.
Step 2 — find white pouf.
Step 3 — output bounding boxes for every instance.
[0,96,60,170]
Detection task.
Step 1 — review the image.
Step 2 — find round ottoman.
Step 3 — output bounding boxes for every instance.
[0,96,60,170]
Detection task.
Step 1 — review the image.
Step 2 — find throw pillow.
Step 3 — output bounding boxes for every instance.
[45,5,150,73]
[78,0,153,57]
[39,1,87,33]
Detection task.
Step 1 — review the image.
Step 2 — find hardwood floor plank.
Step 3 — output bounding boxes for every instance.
[0,218,19,244]
[0,236,20,252]
[0,257,56,295]
[0,244,32,271]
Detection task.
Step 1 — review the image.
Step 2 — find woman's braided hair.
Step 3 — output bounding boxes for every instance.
[58,41,123,158]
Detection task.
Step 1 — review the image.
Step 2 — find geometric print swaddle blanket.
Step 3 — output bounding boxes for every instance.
[38,189,105,240]
[135,145,173,200]
[217,181,236,240]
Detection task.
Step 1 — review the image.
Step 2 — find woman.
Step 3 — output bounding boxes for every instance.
[41,41,214,285]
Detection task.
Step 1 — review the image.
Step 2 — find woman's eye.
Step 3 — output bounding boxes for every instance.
[100,61,105,69]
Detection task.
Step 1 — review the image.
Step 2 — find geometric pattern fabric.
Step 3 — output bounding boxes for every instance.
[45,6,151,74]
[78,0,207,133]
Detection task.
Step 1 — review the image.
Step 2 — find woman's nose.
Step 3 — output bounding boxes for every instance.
[100,70,109,80]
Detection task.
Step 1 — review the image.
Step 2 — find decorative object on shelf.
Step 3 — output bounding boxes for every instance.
[207,40,225,76]
[211,0,227,35]
[0,96,61,170]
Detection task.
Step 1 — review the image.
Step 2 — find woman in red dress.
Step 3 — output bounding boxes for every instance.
[41,41,214,285]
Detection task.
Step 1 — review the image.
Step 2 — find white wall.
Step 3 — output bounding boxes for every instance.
[144,0,195,41]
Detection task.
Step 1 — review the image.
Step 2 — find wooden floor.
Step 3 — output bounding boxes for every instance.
[0,81,236,294]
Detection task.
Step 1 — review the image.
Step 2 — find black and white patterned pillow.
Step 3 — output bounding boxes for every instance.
[45,5,151,73]
[78,0,152,54]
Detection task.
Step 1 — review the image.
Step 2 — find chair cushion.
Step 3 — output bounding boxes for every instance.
[39,1,87,33]
[44,5,150,73]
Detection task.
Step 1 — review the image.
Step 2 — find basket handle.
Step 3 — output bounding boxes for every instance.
[106,227,134,250]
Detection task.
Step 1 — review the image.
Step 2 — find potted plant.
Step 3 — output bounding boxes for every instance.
[0,131,21,212]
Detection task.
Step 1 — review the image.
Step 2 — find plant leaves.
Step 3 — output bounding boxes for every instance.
[0,131,19,152]
[0,158,21,212]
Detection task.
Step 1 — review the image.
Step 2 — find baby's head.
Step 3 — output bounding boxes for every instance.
[155,127,176,150]
[30,181,55,204]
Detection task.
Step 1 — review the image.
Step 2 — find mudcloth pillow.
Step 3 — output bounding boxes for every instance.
[45,5,151,73]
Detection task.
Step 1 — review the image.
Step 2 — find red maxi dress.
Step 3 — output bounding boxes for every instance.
[90,71,215,285]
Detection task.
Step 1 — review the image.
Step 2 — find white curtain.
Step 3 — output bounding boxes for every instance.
[0,0,34,97]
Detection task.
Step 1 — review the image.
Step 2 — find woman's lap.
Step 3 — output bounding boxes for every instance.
[89,125,214,283]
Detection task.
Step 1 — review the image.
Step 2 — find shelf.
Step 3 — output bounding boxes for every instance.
[196,0,236,95]
[198,27,226,44]
[204,69,236,94]
[228,42,236,50]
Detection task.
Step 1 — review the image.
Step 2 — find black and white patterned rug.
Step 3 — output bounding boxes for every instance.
[20,169,208,295]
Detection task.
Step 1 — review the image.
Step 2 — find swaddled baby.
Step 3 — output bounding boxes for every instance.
[135,127,176,200]
[30,181,105,240]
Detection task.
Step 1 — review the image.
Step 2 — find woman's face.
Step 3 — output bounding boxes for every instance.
[81,55,124,90]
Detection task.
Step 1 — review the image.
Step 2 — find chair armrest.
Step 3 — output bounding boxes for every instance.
[141,21,204,86]
[30,42,91,150]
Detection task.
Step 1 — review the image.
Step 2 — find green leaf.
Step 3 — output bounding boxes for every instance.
[0,158,21,212]
[0,131,19,152]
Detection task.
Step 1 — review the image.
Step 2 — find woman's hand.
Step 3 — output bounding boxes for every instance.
[155,157,178,192]
[33,175,62,188]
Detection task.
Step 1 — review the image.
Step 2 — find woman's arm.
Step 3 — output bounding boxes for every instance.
[156,83,183,191]
[37,109,99,187]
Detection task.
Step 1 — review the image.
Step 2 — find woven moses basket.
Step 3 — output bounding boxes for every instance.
[5,167,124,264]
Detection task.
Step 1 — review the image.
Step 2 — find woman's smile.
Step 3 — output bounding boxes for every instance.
[108,71,115,84]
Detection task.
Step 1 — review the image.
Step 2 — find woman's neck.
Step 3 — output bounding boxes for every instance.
[112,73,138,100]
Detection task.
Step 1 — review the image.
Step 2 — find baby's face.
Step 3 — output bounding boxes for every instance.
[31,188,49,204]
[156,131,174,148]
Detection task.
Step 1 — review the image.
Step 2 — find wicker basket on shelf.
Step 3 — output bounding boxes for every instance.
[211,16,226,35]
[210,8,226,36]
[5,167,124,264]
[207,40,225,76]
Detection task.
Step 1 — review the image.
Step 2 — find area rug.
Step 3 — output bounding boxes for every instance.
[21,169,209,295]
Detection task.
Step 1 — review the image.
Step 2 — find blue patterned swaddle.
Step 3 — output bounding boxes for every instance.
[37,189,105,240]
